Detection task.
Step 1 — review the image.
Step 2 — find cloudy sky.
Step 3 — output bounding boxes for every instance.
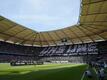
[0,0,80,32]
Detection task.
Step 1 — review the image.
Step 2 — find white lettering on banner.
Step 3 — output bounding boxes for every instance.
[87,43,98,52]
[76,44,87,54]
[67,45,78,53]
[39,47,47,56]
[39,43,98,56]
[56,46,66,54]
[66,46,73,53]
[47,47,57,54]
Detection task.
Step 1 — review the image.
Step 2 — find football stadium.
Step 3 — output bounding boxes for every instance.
[0,0,107,80]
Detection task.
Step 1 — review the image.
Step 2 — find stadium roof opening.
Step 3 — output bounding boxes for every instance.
[0,0,80,32]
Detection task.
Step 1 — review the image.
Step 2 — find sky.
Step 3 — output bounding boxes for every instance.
[0,0,80,32]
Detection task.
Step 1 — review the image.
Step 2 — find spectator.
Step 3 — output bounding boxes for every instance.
[97,68,105,80]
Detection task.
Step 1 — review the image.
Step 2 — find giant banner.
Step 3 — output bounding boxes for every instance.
[39,43,98,56]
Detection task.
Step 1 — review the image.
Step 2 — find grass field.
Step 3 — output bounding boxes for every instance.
[0,63,105,80]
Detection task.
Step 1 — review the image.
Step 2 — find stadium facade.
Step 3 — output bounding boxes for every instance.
[0,0,107,64]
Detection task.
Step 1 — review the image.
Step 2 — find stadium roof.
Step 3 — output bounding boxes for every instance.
[0,0,107,46]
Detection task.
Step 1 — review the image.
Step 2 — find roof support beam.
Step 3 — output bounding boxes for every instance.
[81,12,107,16]
[80,24,107,29]
[54,31,63,44]
[82,25,107,33]
[81,25,106,40]
[38,33,42,47]
[83,0,91,22]
[61,30,74,44]
[0,29,28,42]
[32,33,38,46]
[4,28,27,41]
[19,32,36,44]
[41,33,49,46]
[82,0,104,23]
[68,27,84,43]
[82,2,105,23]
[3,24,17,33]
[81,24,107,31]
[77,26,95,42]
[81,21,107,24]
[47,32,57,46]
[83,0,107,5]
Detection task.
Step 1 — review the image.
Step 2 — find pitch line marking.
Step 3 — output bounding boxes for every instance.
[93,67,98,80]
[93,68,97,74]
[81,72,85,80]
[81,66,89,80]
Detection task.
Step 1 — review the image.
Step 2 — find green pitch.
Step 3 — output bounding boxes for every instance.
[0,63,87,80]
[1,63,106,80]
